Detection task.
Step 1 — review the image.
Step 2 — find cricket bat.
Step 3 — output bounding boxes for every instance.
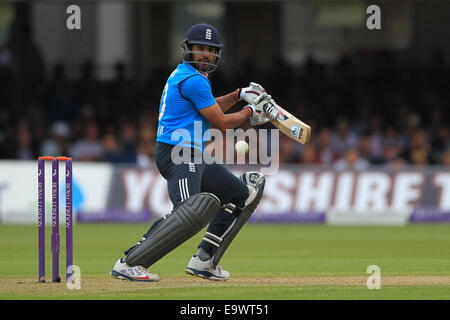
[263,99,311,144]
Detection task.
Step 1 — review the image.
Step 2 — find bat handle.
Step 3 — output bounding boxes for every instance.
[262,102,271,113]
[263,102,278,120]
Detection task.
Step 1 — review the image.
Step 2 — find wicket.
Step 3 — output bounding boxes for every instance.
[38,156,73,283]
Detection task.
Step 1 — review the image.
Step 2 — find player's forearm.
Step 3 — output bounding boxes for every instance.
[215,91,239,112]
[216,109,250,132]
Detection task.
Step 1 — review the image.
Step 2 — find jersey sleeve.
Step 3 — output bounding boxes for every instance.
[179,75,216,110]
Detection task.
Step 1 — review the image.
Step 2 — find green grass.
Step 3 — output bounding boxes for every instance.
[0,223,449,299]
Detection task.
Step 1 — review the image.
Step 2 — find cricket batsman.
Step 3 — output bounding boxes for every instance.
[111,23,270,281]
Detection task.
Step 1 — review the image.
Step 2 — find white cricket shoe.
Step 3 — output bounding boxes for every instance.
[110,258,160,282]
[185,255,230,281]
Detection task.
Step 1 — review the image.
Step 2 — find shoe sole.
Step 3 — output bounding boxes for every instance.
[185,267,229,281]
[110,270,160,282]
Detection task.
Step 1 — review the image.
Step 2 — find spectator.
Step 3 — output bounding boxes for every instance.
[367,114,384,160]
[137,124,156,169]
[278,134,299,163]
[118,120,138,162]
[315,128,339,165]
[298,144,320,165]
[358,133,383,164]
[334,148,369,171]
[16,121,36,159]
[382,140,402,166]
[330,118,359,157]
[441,149,450,166]
[430,125,450,164]
[386,156,407,169]
[40,121,70,157]
[103,133,124,163]
[101,122,138,164]
[403,129,431,165]
[410,148,429,166]
[70,121,104,161]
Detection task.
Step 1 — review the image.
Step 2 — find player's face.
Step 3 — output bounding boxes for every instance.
[191,44,217,71]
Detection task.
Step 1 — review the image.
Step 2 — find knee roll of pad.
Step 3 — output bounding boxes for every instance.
[240,171,264,188]
[124,192,221,268]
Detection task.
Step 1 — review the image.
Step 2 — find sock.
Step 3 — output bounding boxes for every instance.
[197,247,211,261]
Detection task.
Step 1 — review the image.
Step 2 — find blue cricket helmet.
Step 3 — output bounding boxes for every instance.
[181,23,223,73]
[184,23,222,48]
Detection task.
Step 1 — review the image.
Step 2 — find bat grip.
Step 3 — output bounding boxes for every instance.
[263,102,278,120]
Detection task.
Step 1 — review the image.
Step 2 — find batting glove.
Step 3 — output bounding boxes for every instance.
[243,104,256,117]
[236,82,266,104]
[249,93,272,125]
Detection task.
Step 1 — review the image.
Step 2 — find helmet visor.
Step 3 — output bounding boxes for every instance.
[180,41,222,73]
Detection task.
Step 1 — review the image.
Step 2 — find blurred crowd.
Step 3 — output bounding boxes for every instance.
[0,14,449,168]
[0,52,449,169]
[271,49,450,169]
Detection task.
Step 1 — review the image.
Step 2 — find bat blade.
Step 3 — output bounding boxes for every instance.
[263,99,311,144]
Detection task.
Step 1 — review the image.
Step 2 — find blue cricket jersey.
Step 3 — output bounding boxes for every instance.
[156,62,216,151]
